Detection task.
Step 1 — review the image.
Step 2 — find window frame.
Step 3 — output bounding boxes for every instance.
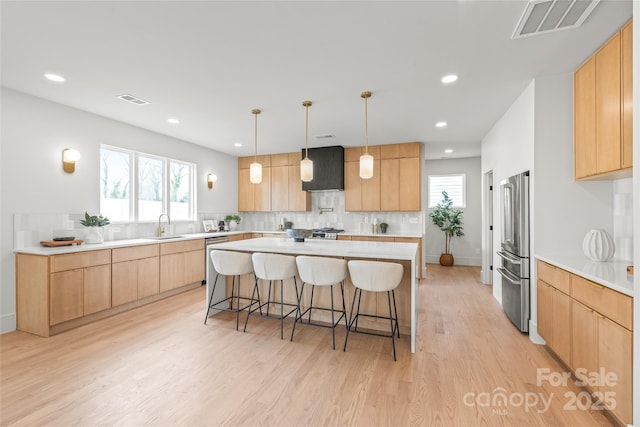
[428,173,466,209]
[100,145,197,222]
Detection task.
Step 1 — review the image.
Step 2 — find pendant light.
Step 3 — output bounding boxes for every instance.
[250,108,262,184]
[359,91,374,179]
[300,100,313,182]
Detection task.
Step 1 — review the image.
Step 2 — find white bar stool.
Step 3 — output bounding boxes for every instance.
[291,256,348,349]
[205,250,261,331]
[246,253,301,339]
[344,260,403,361]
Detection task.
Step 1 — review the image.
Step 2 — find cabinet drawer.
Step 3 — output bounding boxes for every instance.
[50,250,111,273]
[537,261,570,294]
[160,239,204,255]
[571,275,632,330]
[112,244,159,263]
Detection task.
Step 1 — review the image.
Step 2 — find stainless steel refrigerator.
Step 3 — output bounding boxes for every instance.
[497,171,530,333]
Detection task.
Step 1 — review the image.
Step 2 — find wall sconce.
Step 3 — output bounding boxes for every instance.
[207,173,218,189]
[62,148,81,173]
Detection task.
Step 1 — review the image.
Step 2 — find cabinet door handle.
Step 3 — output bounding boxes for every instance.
[583,280,604,290]
[595,312,605,319]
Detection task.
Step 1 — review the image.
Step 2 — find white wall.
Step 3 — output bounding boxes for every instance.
[481,80,536,305]
[0,88,238,333]
[424,157,482,266]
[533,74,614,257]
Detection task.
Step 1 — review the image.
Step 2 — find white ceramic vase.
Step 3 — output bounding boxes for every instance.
[229,221,238,231]
[582,229,615,262]
[84,226,104,244]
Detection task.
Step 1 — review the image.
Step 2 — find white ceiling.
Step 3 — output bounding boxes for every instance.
[0,1,633,160]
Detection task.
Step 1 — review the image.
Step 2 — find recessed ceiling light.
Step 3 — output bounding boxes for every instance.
[167,118,180,125]
[234,143,243,147]
[445,149,453,154]
[436,121,447,128]
[44,73,65,83]
[441,74,458,84]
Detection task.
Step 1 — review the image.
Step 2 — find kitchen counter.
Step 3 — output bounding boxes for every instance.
[535,254,633,297]
[208,237,419,353]
[14,229,422,256]
[13,231,246,255]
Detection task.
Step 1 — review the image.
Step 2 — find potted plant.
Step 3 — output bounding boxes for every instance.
[225,214,241,230]
[284,221,293,230]
[429,191,464,266]
[379,222,388,234]
[80,212,110,244]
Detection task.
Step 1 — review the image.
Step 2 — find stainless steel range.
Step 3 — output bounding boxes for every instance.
[310,228,344,240]
[497,171,530,333]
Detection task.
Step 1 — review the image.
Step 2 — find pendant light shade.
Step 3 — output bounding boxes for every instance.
[250,108,262,184]
[359,91,373,179]
[250,162,262,184]
[301,100,313,182]
[359,152,374,179]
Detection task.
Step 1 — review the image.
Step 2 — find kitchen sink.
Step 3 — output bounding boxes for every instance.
[149,235,184,240]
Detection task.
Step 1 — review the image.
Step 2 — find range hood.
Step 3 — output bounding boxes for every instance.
[301,146,344,191]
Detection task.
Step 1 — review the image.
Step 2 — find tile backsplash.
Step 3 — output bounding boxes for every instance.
[239,192,424,236]
[613,177,633,262]
[14,192,423,248]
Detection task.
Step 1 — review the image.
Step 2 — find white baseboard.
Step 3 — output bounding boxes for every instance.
[528,320,545,345]
[0,312,16,334]
[425,255,482,266]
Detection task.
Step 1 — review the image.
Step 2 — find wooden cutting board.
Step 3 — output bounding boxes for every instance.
[40,240,84,247]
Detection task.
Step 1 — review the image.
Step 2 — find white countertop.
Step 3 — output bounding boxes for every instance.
[208,237,418,261]
[14,230,422,256]
[535,253,634,297]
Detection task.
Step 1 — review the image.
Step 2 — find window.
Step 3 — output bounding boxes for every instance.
[100,146,196,222]
[428,174,466,208]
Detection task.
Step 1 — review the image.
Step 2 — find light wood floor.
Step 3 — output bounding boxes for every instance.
[1,264,616,426]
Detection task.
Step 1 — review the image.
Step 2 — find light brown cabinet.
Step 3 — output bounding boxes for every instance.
[345,142,421,212]
[159,240,205,292]
[16,239,207,337]
[112,244,159,306]
[536,278,571,366]
[239,152,310,212]
[574,20,632,180]
[537,260,633,425]
[49,250,112,326]
[238,155,271,211]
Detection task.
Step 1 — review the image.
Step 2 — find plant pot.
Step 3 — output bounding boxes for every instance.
[229,220,238,231]
[439,253,454,266]
[84,226,104,244]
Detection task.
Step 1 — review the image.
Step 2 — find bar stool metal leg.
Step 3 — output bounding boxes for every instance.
[204,273,220,325]
[387,290,397,361]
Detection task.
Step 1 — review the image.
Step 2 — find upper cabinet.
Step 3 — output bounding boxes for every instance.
[574,20,632,180]
[238,155,271,212]
[345,142,422,212]
[238,152,310,212]
[239,142,421,213]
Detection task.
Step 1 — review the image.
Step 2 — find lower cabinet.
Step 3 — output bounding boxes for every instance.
[536,279,571,366]
[597,315,633,423]
[537,260,633,425]
[160,240,205,292]
[49,252,112,325]
[16,239,206,337]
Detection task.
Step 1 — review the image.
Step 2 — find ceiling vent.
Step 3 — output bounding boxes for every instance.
[116,93,150,106]
[512,0,600,39]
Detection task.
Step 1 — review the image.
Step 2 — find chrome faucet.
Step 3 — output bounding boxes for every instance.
[158,214,171,237]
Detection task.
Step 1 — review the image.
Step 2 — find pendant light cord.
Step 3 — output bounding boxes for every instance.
[251,109,261,162]
[305,104,309,159]
[361,91,371,154]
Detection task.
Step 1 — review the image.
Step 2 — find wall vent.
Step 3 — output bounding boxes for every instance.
[314,134,335,139]
[116,93,150,106]
[512,0,600,39]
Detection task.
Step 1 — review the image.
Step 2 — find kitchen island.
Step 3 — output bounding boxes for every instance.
[207,237,420,353]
